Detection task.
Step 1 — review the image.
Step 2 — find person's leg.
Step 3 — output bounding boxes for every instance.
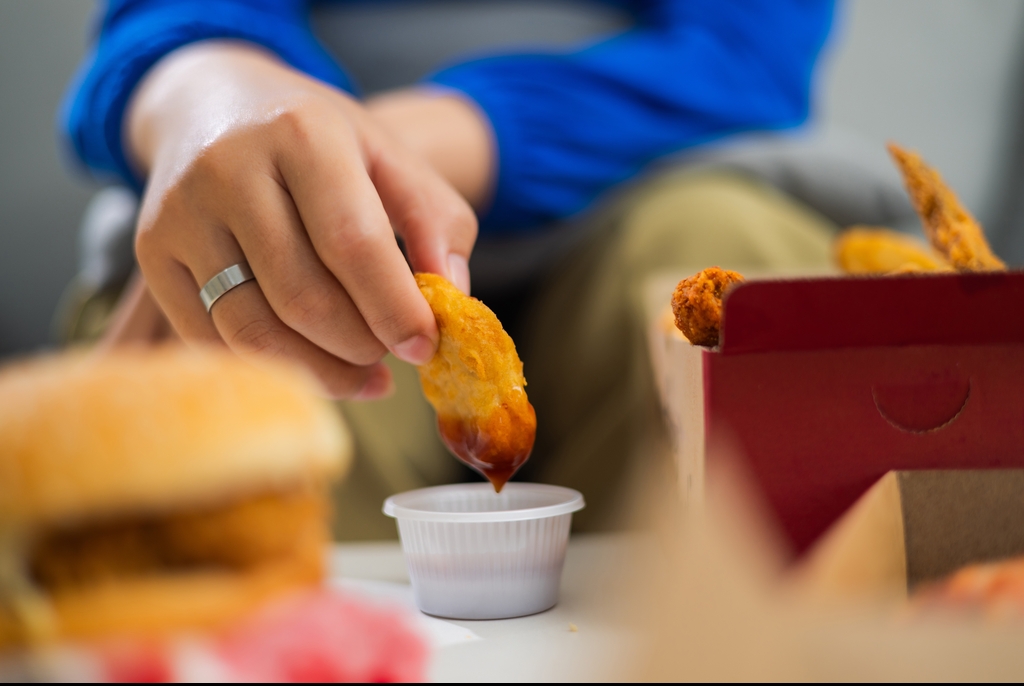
[516,171,838,530]
[331,354,472,540]
[333,170,837,538]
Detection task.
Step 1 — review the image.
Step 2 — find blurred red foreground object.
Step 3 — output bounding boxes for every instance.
[216,591,428,682]
[95,590,428,683]
[100,641,172,683]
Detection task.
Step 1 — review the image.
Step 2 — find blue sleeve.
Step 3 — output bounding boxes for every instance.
[429,0,836,232]
[60,0,350,189]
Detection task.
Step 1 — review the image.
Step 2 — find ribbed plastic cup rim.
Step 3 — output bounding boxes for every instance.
[383,482,585,523]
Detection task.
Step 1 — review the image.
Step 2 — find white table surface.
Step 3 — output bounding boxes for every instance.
[328,534,639,682]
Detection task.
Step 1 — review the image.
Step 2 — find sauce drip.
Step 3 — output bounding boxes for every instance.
[437,405,535,492]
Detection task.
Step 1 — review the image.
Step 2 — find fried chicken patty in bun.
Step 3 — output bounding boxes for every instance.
[0,346,351,647]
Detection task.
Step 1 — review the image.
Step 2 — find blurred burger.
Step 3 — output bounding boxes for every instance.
[0,346,350,647]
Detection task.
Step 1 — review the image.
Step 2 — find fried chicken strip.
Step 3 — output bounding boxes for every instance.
[415,273,536,492]
[835,226,953,275]
[671,267,744,347]
[887,143,1005,271]
[916,555,1024,615]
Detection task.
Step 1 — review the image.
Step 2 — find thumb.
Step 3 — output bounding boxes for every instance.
[369,142,477,294]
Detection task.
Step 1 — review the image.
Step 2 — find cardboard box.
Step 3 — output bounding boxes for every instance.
[635,465,1024,681]
[647,271,1024,555]
[800,469,1024,599]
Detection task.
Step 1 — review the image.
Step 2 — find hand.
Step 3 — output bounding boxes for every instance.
[125,41,481,398]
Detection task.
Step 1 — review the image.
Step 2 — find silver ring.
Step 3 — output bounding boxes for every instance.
[199,263,255,313]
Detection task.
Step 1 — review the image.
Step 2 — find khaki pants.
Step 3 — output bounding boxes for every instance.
[333,172,837,540]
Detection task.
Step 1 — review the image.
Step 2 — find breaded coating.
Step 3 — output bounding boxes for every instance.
[415,273,536,492]
[671,267,744,347]
[835,226,953,274]
[887,143,1005,271]
[658,306,687,341]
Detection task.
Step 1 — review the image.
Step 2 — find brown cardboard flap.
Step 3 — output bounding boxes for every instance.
[645,275,707,507]
[898,470,1024,588]
[669,339,706,507]
[797,471,906,599]
[800,469,1024,598]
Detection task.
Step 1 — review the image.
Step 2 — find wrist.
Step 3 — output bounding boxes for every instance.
[366,89,494,211]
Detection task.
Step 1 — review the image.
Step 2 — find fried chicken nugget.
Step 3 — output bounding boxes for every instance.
[835,226,953,274]
[887,143,1006,271]
[671,267,744,347]
[415,273,536,492]
[917,555,1024,615]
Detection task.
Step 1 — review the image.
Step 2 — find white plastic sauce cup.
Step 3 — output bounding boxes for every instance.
[383,483,585,620]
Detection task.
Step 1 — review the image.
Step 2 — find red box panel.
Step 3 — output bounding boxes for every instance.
[705,272,1024,554]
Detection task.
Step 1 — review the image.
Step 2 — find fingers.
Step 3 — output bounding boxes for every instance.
[140,217,391,400]
[226,176,388,366]
[369,137,477,295]
[137,234,224,347]
[209,275,393,401]
[278,118,440,364]
[195,231,392,400]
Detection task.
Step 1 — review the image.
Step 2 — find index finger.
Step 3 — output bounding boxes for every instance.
[277,116,438,365]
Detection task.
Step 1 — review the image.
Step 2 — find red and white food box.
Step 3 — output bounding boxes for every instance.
[647,270,1024,556]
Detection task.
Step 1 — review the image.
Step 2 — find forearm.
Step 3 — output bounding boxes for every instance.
[61,0,348,187]
[426,0,835,231]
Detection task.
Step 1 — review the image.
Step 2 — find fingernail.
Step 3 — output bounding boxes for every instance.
[448,253,471,294]
[392,334,435,365]
[354,365,394,400]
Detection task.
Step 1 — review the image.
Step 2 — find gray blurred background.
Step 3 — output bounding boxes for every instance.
[2,0,1024,358]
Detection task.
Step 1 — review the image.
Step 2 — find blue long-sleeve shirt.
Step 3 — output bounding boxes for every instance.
[63,0,834,232]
